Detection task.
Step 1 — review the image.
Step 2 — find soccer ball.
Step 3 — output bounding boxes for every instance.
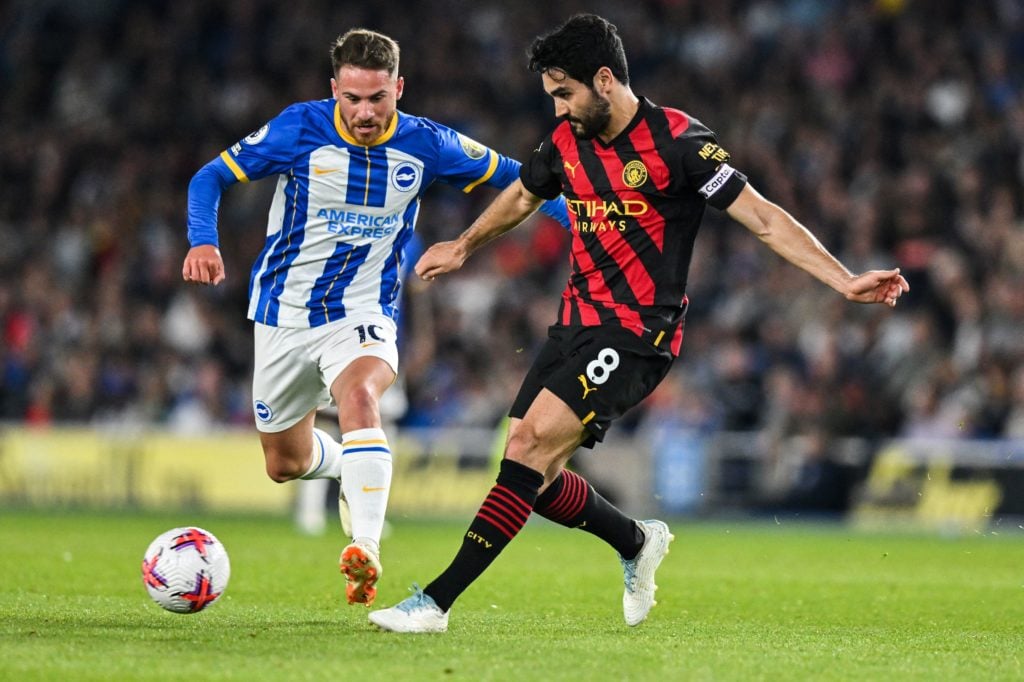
[141,527,230,613]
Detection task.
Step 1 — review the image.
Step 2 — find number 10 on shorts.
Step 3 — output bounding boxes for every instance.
[356,324,386,346]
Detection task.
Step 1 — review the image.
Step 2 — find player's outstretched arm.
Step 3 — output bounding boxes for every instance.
[184,158,239,287]
[415,179,545,281]
[182,244,226,286]
[725,184,909,307]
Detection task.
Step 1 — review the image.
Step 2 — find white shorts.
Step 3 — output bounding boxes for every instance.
[251,313,398,433]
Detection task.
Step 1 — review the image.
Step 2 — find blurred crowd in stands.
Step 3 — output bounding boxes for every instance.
[1,0,1022,452]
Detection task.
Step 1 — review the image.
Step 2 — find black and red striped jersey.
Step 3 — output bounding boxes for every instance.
[520,97,747,356]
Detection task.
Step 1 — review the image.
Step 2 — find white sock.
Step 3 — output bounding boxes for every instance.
[294,478,329,535]
[340,427,392,552]
[300,428,345,480]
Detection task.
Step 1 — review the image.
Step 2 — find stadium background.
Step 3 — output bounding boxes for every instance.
[1,0,1022,530]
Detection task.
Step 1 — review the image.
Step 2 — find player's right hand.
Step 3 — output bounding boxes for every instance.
[414,240,467,281]
[844,268,909,307]
[182,244,226,285]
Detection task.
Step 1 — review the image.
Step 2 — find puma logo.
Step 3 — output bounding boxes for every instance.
[563,160,581,178]
[361,485,387,493]
[578,374,597,399]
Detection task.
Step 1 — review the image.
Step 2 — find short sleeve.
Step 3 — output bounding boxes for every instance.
[676,123,747,210]
[219,104,307,182]
[431,124,500,192]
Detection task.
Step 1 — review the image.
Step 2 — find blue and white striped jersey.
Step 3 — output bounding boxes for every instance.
[187,98,567,328]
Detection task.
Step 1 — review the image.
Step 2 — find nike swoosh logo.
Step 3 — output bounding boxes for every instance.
[362,486,387,493]
[313,167,341,175]
[361,342,382,348]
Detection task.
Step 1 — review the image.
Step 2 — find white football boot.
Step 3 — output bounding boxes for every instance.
[368,584,449,633]
[620,519,674,626]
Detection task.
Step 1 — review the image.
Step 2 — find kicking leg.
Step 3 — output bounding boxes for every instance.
[533,464,645,558]
[369,389,584,632]
[526,426,675,626]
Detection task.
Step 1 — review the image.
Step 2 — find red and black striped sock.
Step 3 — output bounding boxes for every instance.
[534,469,644,560]
[424,459,543,612]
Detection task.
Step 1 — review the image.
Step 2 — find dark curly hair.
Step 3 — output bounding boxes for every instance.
[527,14,629,86]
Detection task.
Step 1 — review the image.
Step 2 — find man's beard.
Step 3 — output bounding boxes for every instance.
[566,93,612,140]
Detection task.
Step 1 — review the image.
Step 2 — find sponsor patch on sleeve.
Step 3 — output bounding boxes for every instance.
[699,164,736,199]
[457,133,488,160]
[697,142,730,163]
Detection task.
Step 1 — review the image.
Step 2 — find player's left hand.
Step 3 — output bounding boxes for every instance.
[415,240,468,281]
[845,268,909,307]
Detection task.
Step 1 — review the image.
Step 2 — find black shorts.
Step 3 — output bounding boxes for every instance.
[509,324,675,448]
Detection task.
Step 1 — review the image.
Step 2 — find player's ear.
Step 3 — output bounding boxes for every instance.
[330,77,339,99]
[395,76,404,100]
[594,67,613,95]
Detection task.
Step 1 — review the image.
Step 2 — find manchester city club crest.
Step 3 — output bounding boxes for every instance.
[622,160,648,188]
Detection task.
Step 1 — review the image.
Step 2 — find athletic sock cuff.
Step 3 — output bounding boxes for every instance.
[534,470,589,523]
[303,428,342,478]
[534,470,565,510]
[342,427,389,445]
[495,458,544,499]
[342,428,391,459]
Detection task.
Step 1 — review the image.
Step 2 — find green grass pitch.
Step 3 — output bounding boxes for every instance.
[2,510,1022,681]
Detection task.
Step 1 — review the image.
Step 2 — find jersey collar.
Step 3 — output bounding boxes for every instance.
[334,103,399,147]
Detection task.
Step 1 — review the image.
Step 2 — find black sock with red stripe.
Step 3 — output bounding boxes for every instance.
[424,459,543,612]
[534,469,644,560]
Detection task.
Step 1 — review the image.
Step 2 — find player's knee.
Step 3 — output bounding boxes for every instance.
[505,424,552,469]
[506,425,538,458]
[263,447,305,483]
[337,383,379,420]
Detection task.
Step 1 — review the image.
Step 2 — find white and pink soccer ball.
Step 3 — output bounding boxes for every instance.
[141,527,230,613]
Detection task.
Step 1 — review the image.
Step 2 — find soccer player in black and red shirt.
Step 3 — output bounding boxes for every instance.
[370,14,909,633]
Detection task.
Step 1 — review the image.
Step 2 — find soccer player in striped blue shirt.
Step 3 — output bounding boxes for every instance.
[182,28,568,607]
